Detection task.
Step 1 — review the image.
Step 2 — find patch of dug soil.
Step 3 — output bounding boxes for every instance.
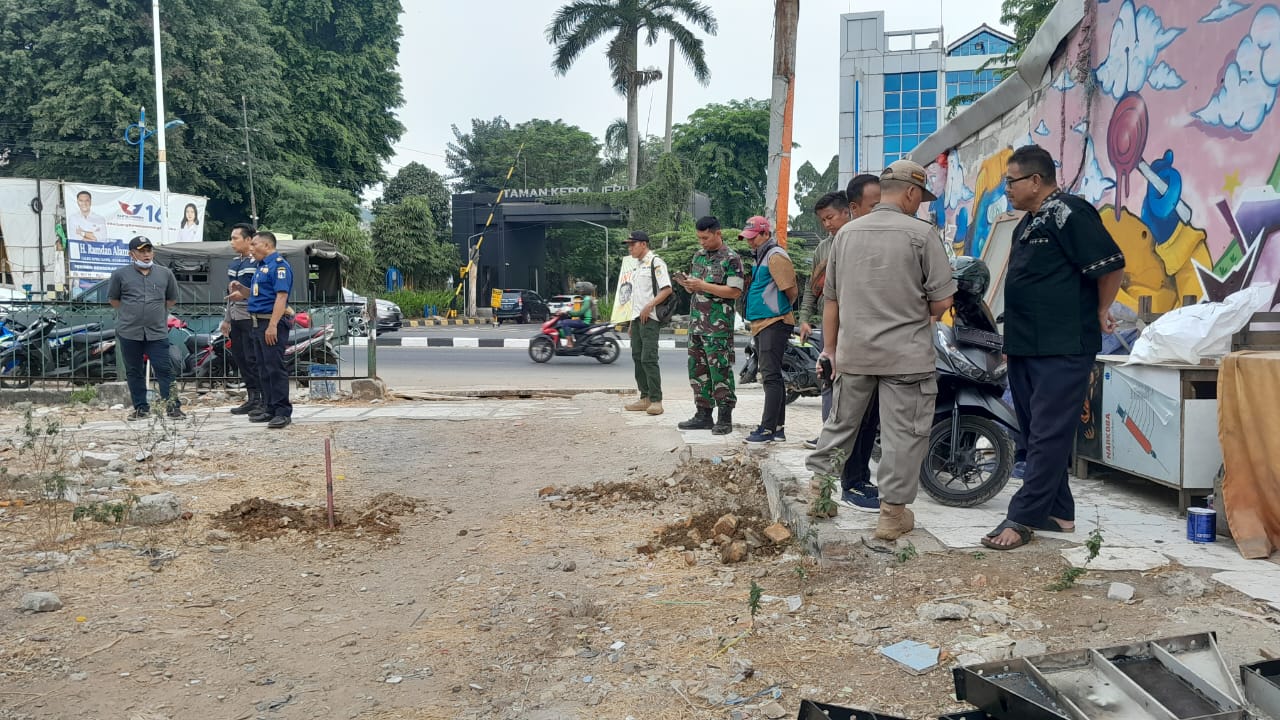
[562,458,788,560]
[214,493,423,539]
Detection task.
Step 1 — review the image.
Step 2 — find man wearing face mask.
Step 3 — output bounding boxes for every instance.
[108,236,183,420]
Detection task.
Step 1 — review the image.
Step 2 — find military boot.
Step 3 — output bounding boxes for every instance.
[712,407,733,435]
[231,390,262,415]
[677,408,714,430]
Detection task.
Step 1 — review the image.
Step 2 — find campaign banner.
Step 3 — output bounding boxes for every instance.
[611,256,641,324]
[63,183,208,280]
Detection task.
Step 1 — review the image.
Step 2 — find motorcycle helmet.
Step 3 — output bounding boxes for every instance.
[950,256,990,298]
[574,281,596,295]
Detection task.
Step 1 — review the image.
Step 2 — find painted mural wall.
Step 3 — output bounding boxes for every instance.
[927,0,1280,314]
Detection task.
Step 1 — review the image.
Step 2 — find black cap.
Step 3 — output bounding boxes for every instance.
[625,230,650,244]
[128,236,154,251]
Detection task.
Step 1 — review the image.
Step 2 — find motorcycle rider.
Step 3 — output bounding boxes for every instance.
[677,216,745,435]
[555,282,597,348]
[806,160,955,540]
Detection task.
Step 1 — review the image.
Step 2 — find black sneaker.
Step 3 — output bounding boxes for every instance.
[838,485,880,513]
[803,437,818,449]
[267,416,292,429]
[248,411,272,423]
[127,408,149,421]
[166,407,186,420]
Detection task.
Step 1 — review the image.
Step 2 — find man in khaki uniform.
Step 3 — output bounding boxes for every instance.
[805,160,956,540]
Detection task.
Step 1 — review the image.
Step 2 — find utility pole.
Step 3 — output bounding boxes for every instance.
[664,39,676,153]
[241,95,259,225]
[765,0,799,249]
[151,0,170,243]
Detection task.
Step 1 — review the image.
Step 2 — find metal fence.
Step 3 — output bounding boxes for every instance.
[0,300,376,389]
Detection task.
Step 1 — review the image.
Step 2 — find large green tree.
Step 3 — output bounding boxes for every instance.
[547,0,717,188]
[370,197,455,289]
[260,0,405,194]
[375,162,451,244]
[258,178,376,291]
[446,117,602,193]
[671,99,769,228]
[0,0,288,221]
[790,155,840,233]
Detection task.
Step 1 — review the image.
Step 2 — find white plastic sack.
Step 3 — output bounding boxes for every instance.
[1126,283,1276,365]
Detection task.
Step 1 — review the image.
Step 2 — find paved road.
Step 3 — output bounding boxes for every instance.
[337,343,701,391]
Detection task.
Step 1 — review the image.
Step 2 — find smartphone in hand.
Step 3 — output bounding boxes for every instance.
[818,355,834,390]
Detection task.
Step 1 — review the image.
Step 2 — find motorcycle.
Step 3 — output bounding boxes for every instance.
[528,314,621,364]
[738,330,824,404]
[918,256,1019,507]
[0,311,104,388]
[285,323,340,378]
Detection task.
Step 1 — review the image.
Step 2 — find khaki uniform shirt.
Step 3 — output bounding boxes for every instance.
[825,203,957,375]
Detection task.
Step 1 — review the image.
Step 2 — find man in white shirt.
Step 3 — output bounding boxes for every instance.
[70,191,109,242]
[622,230,672,416]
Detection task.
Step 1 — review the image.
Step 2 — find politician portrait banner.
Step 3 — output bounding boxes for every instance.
[63,183,208,282]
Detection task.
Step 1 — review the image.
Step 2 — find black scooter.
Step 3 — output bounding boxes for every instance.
[918,257,1019,507]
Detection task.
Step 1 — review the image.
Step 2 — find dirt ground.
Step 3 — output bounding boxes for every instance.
[0,396,1278,720]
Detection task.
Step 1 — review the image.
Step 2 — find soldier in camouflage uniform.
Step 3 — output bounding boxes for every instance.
[677,216,746,435]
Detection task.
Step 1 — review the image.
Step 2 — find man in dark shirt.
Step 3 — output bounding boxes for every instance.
[107,236,183,420]
[983,145,1125,550]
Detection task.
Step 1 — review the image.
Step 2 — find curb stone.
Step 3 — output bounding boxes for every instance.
[347,336,750,349]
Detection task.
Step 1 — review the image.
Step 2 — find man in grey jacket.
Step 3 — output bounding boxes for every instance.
[107,236,183,420]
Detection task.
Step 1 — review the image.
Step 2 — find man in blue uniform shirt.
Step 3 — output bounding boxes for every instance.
[244,231,294,428]
[220,223,261,415]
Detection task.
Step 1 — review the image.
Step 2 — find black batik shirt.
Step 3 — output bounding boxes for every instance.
[1004,191,1125,357]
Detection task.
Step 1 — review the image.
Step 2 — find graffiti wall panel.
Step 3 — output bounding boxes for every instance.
[928,0,1280,314]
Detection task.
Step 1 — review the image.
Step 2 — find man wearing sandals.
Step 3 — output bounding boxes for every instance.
[983,145,1125,551]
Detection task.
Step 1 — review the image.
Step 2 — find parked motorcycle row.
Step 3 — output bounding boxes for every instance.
[0,310,340,390]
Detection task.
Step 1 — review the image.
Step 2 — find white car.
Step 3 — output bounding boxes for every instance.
[343,288,403,334]
[547,294,582,316]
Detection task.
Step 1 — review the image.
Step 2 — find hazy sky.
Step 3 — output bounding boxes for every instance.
[384,0,1008,196]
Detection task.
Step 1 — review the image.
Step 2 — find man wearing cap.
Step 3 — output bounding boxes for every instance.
[806,160,955,540]
[740,215,798,445]
[622,230,672,416]
[677,216,745,435]
[107,236,184,420]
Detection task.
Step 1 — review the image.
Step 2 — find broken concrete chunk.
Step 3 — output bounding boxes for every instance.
[131,492,182,525]
[1107,582,1136,602]
[711,514,738,539]
[762,522,792,544]
[20,592,63,613]
[916,602,970,621]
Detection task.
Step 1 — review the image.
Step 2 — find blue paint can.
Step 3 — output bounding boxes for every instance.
[1187,507,1216,543]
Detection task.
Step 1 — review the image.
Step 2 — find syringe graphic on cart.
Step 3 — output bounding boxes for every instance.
[1116,405,1170,472]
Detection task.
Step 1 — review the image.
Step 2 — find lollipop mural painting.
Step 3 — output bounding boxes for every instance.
[923,0,1280,317]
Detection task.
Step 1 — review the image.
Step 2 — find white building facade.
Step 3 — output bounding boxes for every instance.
[838,12,1012,188]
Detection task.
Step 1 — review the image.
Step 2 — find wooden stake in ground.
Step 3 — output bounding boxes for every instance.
[325,438,335,530]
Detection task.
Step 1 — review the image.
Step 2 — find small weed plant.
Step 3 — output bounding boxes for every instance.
[1049,526,1104,591]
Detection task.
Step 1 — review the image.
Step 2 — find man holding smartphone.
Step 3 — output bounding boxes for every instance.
[678,216,745,435]
[220,223,261,415]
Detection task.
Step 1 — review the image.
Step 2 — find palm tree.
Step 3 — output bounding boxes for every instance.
[548,0,717,188]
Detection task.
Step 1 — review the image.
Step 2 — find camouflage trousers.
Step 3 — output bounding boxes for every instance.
[688,334,736,410]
